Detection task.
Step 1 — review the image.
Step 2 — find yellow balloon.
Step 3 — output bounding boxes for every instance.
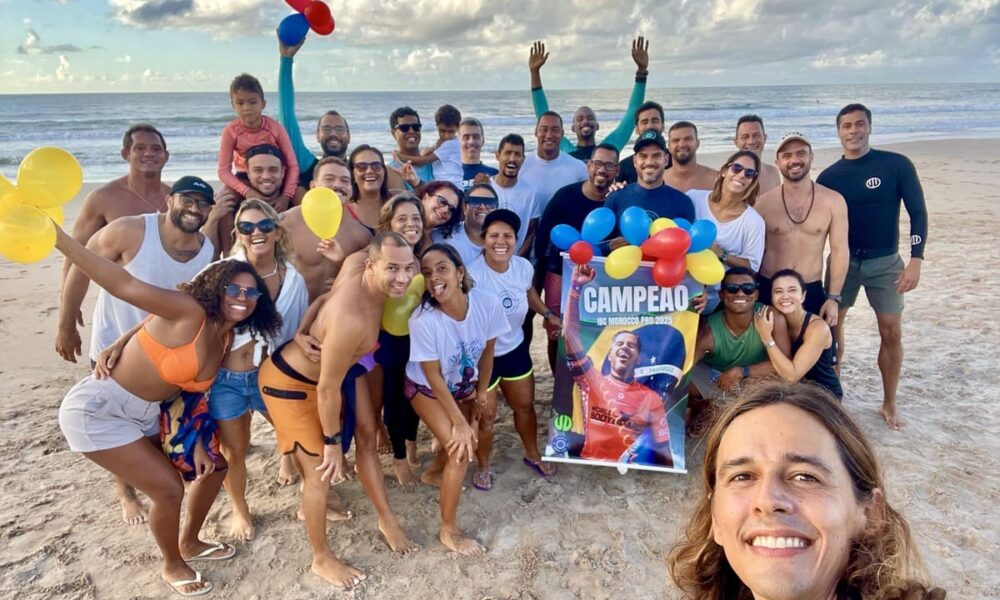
[17,147,83,207]
[604,244,643,280]
[3,185,55,216]
[0,174,17,217]
[301,187,344,240]
[686,249,725,285]
[649,217,676,236]
[41,205,65,227]
[380,275,425,335]
[0,204,57,264]
[406,274,425,297]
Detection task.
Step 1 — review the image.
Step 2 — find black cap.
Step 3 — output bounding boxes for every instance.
[481,208,521,238]
[170,176,215,204]
[633,130,667,153]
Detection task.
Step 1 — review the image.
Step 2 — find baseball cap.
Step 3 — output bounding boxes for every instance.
[170,176,215,204]
[776,132,811,154]
[633,130,667,153]
[481,208,521,238]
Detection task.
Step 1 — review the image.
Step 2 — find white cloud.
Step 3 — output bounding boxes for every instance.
[56,55,71,80]
[108,0,275,38]
[115,54,132,63]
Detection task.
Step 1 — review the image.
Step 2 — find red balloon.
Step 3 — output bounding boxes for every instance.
[285,0,310,12]
[304,1,334,35]
[652,256,686,287]
[640,227,691,259]
[569,240,593,265]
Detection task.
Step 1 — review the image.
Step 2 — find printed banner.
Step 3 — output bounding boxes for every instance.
[544,255,698,474]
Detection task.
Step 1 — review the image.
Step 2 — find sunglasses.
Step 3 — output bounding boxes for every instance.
[224,284,262,301]
[723,282,759,295]
[467,196,498,207]
[728,163,759,179]
[236,218,277,235]
[353,161,384,173]
[394,123,422,133]
[432,194,459,213]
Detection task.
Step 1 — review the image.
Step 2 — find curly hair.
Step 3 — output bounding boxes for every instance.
[709,150,762,207]
[668,381,945,600]
[178,260,281,340]
[230,199,292,265]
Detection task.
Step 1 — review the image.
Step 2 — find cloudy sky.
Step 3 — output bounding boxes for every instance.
[3,0,999,94]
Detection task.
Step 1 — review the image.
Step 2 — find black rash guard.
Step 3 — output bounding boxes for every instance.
[817,148,928,259]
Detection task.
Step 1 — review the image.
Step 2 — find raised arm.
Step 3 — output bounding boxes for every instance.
[562,264,596,357]
[528,41,573,154]
[54,224,199,323]
[277,34,318,177]
[602,37,650,152]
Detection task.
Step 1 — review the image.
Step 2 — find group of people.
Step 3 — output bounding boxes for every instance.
[42,33,941,598]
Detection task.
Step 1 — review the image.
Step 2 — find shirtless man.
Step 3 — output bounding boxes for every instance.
[281,157,373,301]
[734,115,782,193]
[755,133,848,328]
[258,232,419,590]
[664,121,717,192]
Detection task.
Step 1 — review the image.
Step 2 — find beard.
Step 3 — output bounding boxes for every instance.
[169,208,206,234]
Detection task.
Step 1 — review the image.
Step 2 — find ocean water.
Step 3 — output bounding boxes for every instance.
[1,83,998,182]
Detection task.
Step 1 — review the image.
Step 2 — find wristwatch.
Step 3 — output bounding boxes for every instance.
[765,340,776,348]
[719,249,729,263]
[323,432,343,446]
[827,293,842,304]
[543,309,554,319]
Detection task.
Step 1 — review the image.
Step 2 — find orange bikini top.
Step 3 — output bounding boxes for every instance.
[137,316,226,393]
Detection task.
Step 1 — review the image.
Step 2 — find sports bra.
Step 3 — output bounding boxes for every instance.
[137,316,227,393]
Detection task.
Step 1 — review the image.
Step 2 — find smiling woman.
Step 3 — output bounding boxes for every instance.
[668,381,946,600]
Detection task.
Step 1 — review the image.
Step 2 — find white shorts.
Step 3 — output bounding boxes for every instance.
[59,376,160,452]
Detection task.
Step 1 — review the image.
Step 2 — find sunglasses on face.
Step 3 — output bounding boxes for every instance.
[432,194,458,213]
[723,282,759,295]
[728,163,759,179]
[353,161,384,173]
[467,196,499,207]
[235,218,277,235]
[224,284,262,301]
[394,123,422,133]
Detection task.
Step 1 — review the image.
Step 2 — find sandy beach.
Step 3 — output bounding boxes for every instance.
[1,138,998,599]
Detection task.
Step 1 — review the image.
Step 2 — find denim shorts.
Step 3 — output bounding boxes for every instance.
[208,368,267,421]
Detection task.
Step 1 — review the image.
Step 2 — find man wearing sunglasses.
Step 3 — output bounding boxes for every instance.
[387,107,433,193]
[431,183,499,266]
[756,133,849,327]
[688,268,791,422]
[56,175,216,525]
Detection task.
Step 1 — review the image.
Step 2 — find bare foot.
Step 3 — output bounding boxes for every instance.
[880,404,905,430]
[377,425,392,455]
[440,526,485,556]
[276,453,298,486]
[393,459,419,487]
[163,565,211,596]
[378,518,420,554]
[405,440,420,468]
[296,483,353,522]
[229,511,255,542]
[120,491,148,526]
[420,467,443,488]
[311,554,366,590]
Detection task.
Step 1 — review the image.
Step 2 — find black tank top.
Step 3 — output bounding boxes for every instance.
[791,314,843,399]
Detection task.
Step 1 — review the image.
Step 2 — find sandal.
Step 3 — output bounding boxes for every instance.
[471,468,494,491]
[186,541,236,562]
[523,457,556,477]
[166,570,212,597]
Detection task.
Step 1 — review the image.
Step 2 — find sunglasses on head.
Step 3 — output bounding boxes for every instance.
[394,123,422,133]
[723,282,759,295]
[224,284,261,301]
[728,163,758,179]
[236,218,276,235]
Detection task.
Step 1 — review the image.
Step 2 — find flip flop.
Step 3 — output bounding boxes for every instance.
[187,541,236,562]
[523,457,555,477]
[471,468,494,491]
[166,570,212,597]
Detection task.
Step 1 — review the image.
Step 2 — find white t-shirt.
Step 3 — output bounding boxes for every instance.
[430,138,463,189]
[405,289,509,394]
[519,152,588,214]
[466,255,533,356]
[689,189,766,272]
[431,226,483,267]
[490,176,540,253]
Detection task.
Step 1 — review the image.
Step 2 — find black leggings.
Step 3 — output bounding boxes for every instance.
[375,332,420,460]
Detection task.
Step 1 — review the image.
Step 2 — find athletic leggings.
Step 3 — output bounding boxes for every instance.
[375,331,420,460]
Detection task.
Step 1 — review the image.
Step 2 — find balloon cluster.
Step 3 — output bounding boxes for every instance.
[381,274,425,336]
[300,187,343,239]
[279,0,335,46]
[0,147,83,263]
[551,207,724,287]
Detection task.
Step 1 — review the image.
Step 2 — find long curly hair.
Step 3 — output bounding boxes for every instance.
[178,260,282,339]
[708,150,762,208]
[668,381,945,600]
[377,192,427,255]
[230,199,292,264]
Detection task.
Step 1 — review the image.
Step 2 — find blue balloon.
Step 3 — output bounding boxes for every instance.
[620,206,652,246]
[278,13,310,47]
[673,217,692,232]
[688,219,718,253]
[581,207,616,244]
[550,224,581,251]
